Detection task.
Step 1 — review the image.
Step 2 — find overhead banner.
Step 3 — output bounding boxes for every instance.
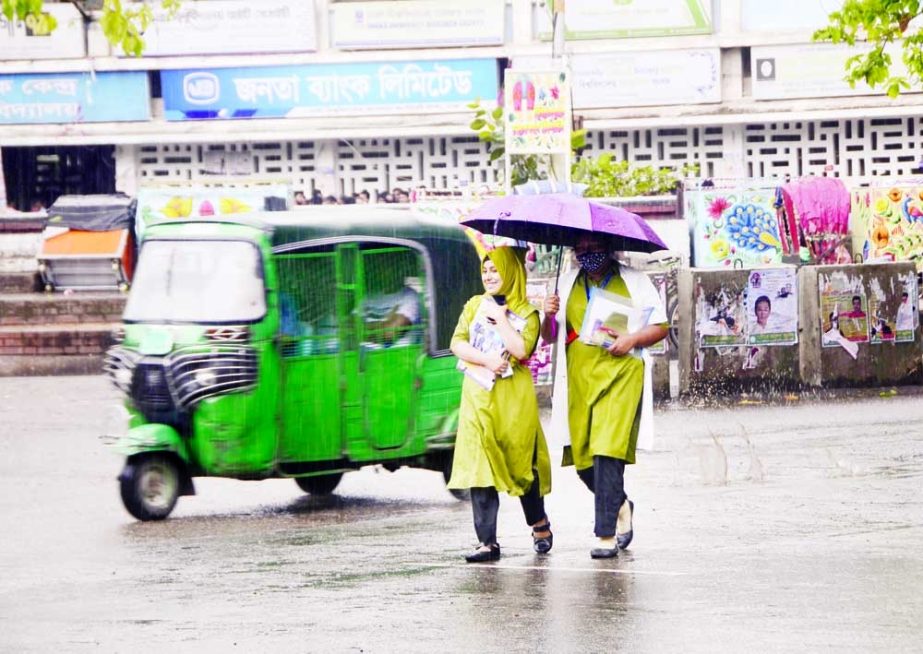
[332,0,504,49]
[0,72,150,125]
[751,44,919,100]
[0,3,85,60]
[538,0,712,40]
[161,59,499,120]
[504,70,571,155]
[135,185,290,241]
[122,0,316,57]
[569,49,721,108]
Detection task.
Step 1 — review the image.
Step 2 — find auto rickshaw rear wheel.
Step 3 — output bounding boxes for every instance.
[119,453,181,521]
[295,472,343,495]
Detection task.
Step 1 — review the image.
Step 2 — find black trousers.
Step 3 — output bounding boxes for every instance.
[576,455,626,538]
[470,475,547,545]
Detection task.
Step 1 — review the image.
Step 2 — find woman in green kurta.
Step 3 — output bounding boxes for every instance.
[542,234,668,559]
[448,246,553,562]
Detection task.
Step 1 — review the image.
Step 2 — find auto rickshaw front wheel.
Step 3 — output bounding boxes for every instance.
[119,453,181,521]
[295,473,343,496]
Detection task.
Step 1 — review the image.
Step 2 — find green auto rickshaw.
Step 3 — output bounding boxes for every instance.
[104,206,482,520]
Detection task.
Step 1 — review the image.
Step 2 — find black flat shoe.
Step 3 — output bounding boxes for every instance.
[590,544,619,559]
[617,499,634,551]
[465,543,500,563]
[532,520,553,554]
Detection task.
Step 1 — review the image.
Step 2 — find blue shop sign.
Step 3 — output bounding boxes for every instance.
[160,59,499,120]
[0,71,150,124]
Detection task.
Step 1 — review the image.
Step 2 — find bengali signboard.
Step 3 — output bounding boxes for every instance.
[0,72,150,125]
[504,70,571,155]
[741,0,845,33]
[124,0,316,57]
[160,59,499,120]
[331,0,504,49]
[0,3,85,59]
[537,0,712,39]
[569,49,721,108]
[751,43,920,100]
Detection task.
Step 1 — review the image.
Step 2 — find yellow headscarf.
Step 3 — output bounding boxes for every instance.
[482,246,538,320]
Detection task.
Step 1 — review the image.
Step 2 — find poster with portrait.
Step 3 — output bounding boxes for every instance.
[820,291,869,346]
[745,269,798,346]
[695,285,747,348]
[867,271,919,344]
[895,272,919,343]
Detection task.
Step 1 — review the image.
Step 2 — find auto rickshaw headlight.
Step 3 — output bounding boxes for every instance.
[194,367,218,388]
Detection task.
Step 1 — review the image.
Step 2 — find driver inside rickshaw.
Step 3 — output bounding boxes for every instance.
[363,276,422,347]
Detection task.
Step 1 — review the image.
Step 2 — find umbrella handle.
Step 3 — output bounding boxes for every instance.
[553,246,563,293]
[549,247,564,340]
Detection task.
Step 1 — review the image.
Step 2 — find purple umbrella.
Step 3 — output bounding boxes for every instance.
[461,193,668,253]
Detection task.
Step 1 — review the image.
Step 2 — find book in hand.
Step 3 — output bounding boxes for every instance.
[456,359,498,391]
[457,299,527,389]
[578,286,653,356]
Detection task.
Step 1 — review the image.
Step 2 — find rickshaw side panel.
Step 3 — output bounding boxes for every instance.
[278,353,343,464]
[414,355,464,439]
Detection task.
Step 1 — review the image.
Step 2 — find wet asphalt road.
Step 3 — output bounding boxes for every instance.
[1,376,922,653]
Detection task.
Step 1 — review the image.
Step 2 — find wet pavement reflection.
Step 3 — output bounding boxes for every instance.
[1,376,922,652]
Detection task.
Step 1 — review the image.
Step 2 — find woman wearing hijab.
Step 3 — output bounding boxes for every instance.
[541,234,668,559]
[448,246,553,562]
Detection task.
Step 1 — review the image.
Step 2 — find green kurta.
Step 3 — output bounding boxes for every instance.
[565,271,645,470]
[447,295,552,496]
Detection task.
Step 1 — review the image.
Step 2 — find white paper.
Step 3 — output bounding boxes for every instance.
[578,287,653,356]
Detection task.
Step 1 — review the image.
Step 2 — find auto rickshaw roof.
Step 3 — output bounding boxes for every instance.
[145,205,474,247]
[261,205,474,248]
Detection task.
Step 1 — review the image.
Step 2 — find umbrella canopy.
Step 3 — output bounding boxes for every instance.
[461,193,668,253]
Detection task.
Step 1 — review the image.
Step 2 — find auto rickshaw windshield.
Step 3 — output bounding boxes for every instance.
[124,239,266,323]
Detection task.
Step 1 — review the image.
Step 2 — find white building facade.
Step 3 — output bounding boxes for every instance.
[2,0,922,205]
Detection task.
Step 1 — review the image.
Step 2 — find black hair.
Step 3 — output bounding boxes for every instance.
[754,295,771,313]
[852,295,861,303]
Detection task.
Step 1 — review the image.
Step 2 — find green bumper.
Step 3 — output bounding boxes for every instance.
[115,423,189,462]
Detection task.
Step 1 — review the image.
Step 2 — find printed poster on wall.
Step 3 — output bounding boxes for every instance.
[745,269,798,346]
[504,70,571,155]
[854,183,923,265]
[686,183,783,268]
[820,287,869,347]
[895,272,919,342]
[695,283,747,348]
[867,271,918,344]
